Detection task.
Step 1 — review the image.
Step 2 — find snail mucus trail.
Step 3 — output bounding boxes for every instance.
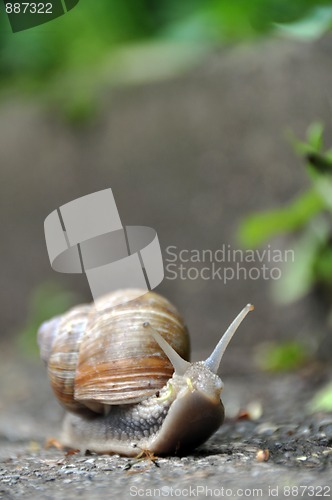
[38,289,254,457]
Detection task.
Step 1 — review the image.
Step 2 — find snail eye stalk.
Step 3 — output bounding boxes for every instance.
[204,304,254,374]
[143,322,191,376]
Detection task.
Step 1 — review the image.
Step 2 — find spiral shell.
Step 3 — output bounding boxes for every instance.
[38,289,190,416]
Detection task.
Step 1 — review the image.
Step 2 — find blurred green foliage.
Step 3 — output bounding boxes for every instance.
[255,340,309,372]
[309,381,332,411]
[239,122,332,305]
[17,281,80,357]
[238,190,325,249]
[1,0,332,117]
[239,123,332,372]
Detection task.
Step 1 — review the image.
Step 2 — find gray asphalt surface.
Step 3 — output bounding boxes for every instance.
[1,349,331,499]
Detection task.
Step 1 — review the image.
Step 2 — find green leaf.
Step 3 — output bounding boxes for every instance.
[272,219,330,304]
[306,152,332,175]
[314,246,332,285]
[309,382,332,412]
[272,243,315,304]
[307,121,324,151]
[255,340,309,372]
[276,7,332,41]
[288,122,332,210]
[285,130,314,156]
[312,177,332,211]
[285,121,324,157]
[237,189,325,248]
[325,148,332,162]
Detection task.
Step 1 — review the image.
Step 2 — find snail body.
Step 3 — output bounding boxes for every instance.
[38,289,253,456]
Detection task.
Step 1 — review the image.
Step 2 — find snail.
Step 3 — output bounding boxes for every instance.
[38,289,253,456]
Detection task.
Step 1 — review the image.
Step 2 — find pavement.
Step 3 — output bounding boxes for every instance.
[0,346,331,499]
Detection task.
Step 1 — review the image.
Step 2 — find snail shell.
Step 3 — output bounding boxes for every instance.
[38,289,190,416]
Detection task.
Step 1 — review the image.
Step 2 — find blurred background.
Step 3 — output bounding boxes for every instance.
[2,0,332,431]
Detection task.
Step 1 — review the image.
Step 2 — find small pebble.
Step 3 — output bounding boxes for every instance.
[322,424,332,439]
[296,425,310,437]
[256,449,269,462]
[256,423,278,435]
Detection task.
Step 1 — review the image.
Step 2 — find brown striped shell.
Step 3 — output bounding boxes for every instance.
[37,289,190,416]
